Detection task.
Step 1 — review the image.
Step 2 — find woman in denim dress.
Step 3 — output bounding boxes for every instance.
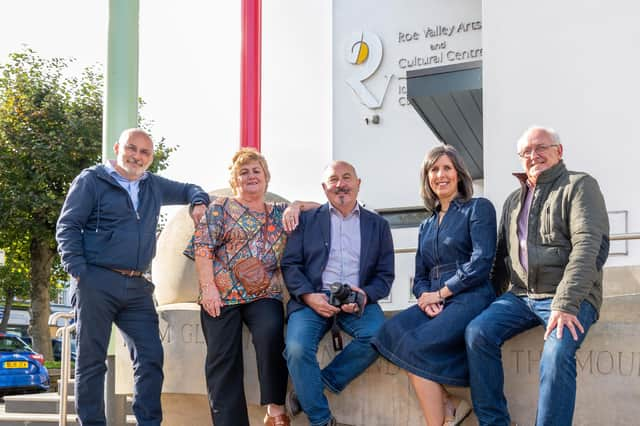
[372,146,496,426]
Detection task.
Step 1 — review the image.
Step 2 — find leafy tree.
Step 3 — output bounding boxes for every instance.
[0,49,102,359]
[0,234,31,332]
[0,231,69,334]
[0,48,174,359]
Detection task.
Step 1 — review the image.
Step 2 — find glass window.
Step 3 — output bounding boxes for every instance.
[0,335,29,352]
[377,207,430,229]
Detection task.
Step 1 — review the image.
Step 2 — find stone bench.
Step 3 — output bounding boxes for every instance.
[115,291,640,425]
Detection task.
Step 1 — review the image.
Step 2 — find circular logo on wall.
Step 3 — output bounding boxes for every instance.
[348,36,370,65]
[344,32,392,110]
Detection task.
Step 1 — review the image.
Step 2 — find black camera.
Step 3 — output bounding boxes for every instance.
[328,283,365,317]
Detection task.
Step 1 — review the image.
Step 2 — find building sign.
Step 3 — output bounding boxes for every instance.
[342,20,482,110]
[332,0,482,212]
[396,21,482,70]
[396,19,482,107]
[345,31,393,109]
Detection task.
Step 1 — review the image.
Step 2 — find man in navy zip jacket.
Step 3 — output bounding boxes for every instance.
[56,128,209,426]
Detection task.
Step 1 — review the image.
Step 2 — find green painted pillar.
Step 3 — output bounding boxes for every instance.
[102,3,139,424]
[102,0,140,162]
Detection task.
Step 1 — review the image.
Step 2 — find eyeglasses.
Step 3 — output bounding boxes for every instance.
[518,144,558,158]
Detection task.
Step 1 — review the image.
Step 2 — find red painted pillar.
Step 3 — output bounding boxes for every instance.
[240,0,261,150]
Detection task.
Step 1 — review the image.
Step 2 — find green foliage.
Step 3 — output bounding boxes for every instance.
[0,49,104,241]
[0,233,31,300]
[44,360,75,370]
[0,48,102,306]
[150,136,177,174]
[0,47,175,309]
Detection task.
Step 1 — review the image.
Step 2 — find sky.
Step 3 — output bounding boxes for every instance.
[0,0,245,219]
[0,2,107,78]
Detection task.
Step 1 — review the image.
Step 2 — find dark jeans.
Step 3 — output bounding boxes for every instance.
[74,265,163,426]
[465,292,597,426]
[200,298,288,426]
[284,304,385,426]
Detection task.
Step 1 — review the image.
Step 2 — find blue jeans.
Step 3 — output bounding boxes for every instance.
[75,265,163,426]
[465,292,597,426]
[284,304,385,426]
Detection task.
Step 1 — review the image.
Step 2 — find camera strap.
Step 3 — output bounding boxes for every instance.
[331,315,343,351]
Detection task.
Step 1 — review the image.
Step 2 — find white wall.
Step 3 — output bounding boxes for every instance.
[262,0,332,203]
[332,0,482,310]
[140,1,332,206]
[483,0,640,266]
[139,0,241,198]
[332,0,482,210]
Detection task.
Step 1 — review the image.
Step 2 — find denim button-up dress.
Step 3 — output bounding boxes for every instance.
[372,197,497,386]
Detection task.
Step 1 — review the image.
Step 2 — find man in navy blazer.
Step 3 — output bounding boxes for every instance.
[282,161,394,426]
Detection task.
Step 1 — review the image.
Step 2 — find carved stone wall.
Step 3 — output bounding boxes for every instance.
[115,200,640,425]
[116,294,640,425]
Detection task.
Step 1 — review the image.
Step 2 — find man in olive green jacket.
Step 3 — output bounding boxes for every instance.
[465,126,609,426]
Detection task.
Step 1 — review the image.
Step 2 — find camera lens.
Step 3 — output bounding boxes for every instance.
[330,283,351,301]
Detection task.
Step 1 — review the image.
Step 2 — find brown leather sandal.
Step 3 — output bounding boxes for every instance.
[264,413,291,426]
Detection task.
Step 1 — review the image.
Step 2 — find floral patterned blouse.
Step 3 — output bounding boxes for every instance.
[186,196,288,305]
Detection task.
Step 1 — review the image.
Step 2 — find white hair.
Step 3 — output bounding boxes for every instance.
[517,125,561,149]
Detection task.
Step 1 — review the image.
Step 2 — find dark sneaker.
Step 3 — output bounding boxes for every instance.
[285,390,301,417]
[327,418,352,426]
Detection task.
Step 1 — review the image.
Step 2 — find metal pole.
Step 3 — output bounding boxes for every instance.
[395,233,640,255]
[103,1,139,421]
[49,312,75,426]
[103,0,140,162]
[240,0,262,150]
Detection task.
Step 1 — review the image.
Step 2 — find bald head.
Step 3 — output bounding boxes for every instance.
[117,128,154,148]
[113,128,154,181]
[323,161,358,181]
[322,161,361,217]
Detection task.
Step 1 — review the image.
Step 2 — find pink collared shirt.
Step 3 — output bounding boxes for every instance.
[517,181,535,271]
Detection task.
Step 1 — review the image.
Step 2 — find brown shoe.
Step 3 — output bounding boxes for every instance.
[264,413,291,426]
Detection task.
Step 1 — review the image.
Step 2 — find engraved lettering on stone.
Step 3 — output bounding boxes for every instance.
[596,351,615,375]
[527,350,541,374]
[512,349,524,373]
[181,323,206,344]
[513,349,640,377]
[617,351,637,376]
[159,322,171,344]
[576,350,593,374]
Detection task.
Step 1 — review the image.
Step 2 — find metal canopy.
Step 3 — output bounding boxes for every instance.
[407,61,483,179]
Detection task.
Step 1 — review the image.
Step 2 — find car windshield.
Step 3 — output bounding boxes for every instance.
[0,336,29,353]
